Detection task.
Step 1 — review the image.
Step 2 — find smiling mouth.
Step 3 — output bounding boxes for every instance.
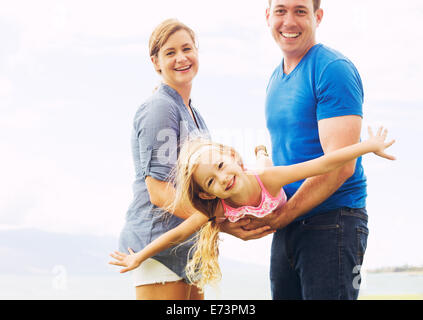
[280,32,301,39]
[175,65,192,72]
[225,176,236,191]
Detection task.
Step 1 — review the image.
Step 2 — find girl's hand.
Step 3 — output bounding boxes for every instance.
[367,126,396,160]
[255,145,269,158]
[109,248,141,273]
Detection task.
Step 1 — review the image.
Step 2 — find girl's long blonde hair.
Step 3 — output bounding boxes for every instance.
[168,136,243,291]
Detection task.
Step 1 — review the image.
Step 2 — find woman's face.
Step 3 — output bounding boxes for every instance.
[153,29,199,89]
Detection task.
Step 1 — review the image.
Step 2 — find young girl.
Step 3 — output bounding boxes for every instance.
[110,126,395,290]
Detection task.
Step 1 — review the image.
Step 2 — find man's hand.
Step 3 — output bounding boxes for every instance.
[243,204,296,231]
[218,218,275,241]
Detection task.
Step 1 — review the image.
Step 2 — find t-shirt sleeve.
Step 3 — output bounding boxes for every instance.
[316,59,364,121]
[135,98,180,182]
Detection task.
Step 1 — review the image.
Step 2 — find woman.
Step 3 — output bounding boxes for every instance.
[117,19,209,300]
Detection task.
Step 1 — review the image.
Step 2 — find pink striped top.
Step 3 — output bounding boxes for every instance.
[221,175,287,223]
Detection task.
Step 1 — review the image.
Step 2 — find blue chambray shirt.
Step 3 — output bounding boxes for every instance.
[118,83,210,282]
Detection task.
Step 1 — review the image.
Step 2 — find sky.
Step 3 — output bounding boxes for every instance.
[1,0,423,270]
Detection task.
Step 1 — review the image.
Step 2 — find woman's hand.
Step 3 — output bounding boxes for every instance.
[109,248,141,273]
[367,126,396,160]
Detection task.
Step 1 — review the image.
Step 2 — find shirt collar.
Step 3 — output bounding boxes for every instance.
[159,83,186,106]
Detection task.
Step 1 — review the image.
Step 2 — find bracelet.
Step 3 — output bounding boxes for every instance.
[255,145,268,157]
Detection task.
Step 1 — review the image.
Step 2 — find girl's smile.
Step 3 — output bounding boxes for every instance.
[192,148,262,208]
[225,176,236,191]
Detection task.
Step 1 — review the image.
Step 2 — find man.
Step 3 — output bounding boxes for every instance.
[221,0,368,300]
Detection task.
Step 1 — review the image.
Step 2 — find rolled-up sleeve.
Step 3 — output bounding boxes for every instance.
[135,98,180,182]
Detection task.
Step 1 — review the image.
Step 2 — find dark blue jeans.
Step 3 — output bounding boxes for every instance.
[270,207,369,300]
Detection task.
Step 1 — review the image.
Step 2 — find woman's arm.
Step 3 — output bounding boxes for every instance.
[137,97,194,219]
[109,212,208,273]
[262,126,395,190]
[146,176,196,220]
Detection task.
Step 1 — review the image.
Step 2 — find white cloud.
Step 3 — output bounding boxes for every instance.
[1,0,422,269]
[0,76,13,102]
[319,0,423,103]
[0,153,130,236]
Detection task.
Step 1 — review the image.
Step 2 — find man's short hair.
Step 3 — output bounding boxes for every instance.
[268,0,321,12]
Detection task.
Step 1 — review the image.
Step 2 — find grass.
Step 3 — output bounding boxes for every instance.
[359,294,423,300]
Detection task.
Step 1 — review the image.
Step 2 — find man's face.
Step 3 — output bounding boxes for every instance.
[266,0,323,60]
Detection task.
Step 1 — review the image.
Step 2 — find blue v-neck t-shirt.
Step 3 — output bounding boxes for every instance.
[265,44,367,219]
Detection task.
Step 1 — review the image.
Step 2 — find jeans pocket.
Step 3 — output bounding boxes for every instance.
[356,226,369,266]
[341,207,368,222]
[300,212,341,230]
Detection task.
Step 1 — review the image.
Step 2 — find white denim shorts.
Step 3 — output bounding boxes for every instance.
[132,258,182,287]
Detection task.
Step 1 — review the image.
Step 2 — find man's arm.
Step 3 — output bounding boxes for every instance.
[245,115,362,230]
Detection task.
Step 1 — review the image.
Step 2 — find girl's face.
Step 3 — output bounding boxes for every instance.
[152,29,199,90]
[192,148,245,200]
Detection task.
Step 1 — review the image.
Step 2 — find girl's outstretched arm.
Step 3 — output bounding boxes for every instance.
[109,212,208,273]
[262,126,395,190]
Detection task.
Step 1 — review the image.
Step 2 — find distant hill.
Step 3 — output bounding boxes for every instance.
[0,229,269,278]
[0,228,119,275]
[367,265,423,274]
